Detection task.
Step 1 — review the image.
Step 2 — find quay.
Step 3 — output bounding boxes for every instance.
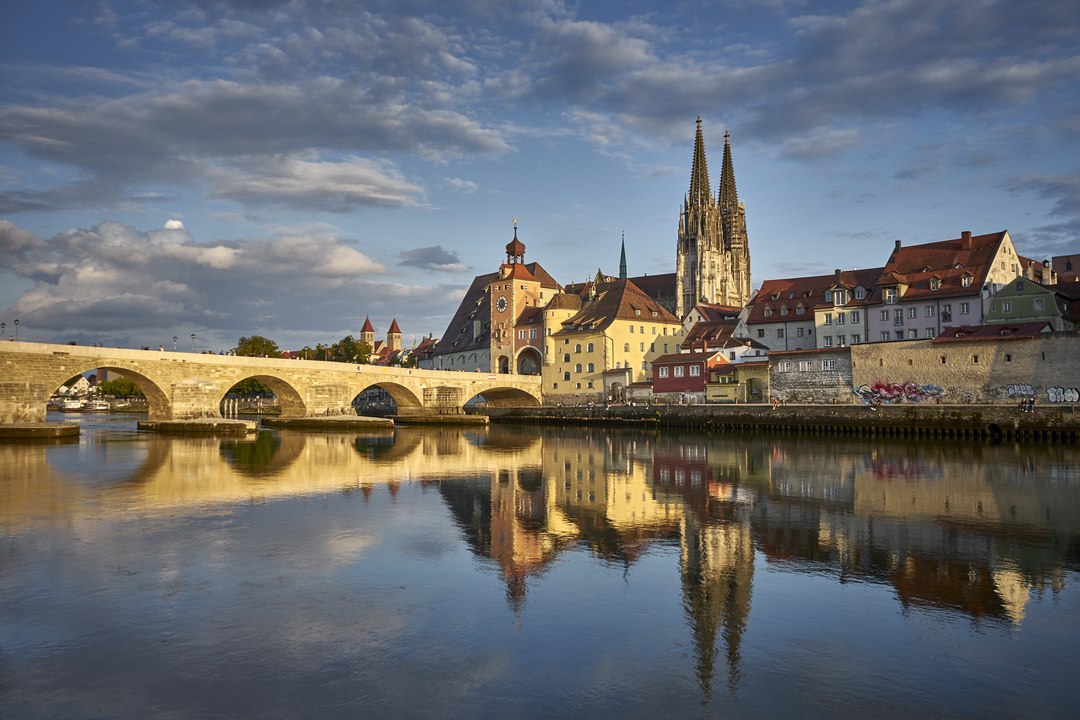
[486,403,1080,444]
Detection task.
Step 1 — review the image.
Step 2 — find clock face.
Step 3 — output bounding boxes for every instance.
[496,296,507,312]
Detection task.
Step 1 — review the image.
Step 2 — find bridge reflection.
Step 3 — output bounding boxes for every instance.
[2,427,1077,694]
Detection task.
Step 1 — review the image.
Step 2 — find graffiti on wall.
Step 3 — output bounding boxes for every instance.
[1006,384,1035,397]
[1046,387,1080,403]
[853,382,945,404]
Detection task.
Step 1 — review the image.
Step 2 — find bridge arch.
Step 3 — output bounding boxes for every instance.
[466,386,542,409]
[221,374,307,417]
[355,381,423,413]
[47,363,170,420]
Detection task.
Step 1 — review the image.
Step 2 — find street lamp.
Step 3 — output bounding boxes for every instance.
[191,333,196,352]
[1,322,5,338]
[173,336,178,351]
[13,319,18,341]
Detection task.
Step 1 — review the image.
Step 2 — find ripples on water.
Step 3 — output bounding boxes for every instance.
[1,414,1079,719]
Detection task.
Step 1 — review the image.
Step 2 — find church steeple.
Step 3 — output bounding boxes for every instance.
[718,130,739,217]
[688,116,712,209]
[619,232,627,280]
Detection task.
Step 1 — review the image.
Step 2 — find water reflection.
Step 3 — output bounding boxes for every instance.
[2,422,1078,715]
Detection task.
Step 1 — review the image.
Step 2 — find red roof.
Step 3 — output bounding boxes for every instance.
[388,318,401,334]
[361,316,375,333]
[931,322,1051,342]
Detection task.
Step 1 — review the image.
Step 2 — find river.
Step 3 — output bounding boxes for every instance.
[2,413,1079,719]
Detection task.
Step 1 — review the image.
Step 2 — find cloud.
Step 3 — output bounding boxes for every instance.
[398,246,467,273]
[1006,173,1080,255]
[0,220,389,343]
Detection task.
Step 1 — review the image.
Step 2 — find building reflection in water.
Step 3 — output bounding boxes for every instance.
[3,425,1078,695]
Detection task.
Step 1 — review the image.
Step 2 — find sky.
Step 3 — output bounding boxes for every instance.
[1,0,1079,352]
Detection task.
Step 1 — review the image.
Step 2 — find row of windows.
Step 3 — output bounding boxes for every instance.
[880,328,936,341]
[777,359,836,372]
[822,311,860,325]
[656,365,701,378]
[822,335,861,346]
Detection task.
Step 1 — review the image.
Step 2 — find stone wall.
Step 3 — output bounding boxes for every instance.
[770,348,854,404]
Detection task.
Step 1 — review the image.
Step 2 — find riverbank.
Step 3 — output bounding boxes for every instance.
[486,403,1080,443]
[0,423,80,441]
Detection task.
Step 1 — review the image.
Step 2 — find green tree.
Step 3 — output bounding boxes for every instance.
[97,377,144,397]
[330,335,361,363]
[357,340,372,364]
[234,335,280,357]
[229,378,272,397]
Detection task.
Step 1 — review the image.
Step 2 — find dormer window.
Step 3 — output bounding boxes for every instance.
[763,306,773,318]
[834,289,847,306]
[824,290,833,302]
[854,288,865,300]
[795,304,805,316]
[961,275,973,288]
[884,287,897,304]
[779,306,788,317]
[930,278,941,291]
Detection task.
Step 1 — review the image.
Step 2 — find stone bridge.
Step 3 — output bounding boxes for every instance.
[0,341,542,423]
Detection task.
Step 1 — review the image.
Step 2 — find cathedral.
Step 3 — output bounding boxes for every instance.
[675,117,752,317]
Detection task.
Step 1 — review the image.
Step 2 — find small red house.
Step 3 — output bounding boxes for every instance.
[651,350,727,402]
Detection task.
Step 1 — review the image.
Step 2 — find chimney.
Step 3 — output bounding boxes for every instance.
[961,230,972,249]
[835,268,842,282]
[893,240,902,255]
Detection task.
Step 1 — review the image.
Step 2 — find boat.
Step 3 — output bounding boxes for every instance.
[87,399,112,412]
[61,399,86,412]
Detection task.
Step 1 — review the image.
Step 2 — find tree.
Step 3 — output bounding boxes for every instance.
[228,378,272,397]
[234,335,280,357]
[96,377,144,397]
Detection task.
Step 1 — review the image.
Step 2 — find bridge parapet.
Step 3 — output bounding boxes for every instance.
[1,341,542,423]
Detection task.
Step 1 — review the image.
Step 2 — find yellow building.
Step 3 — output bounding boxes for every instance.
[543,273,683,403]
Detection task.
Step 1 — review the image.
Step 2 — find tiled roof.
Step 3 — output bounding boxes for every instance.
[872,231,1006,302]
[554,279,680,335]
[431,271,496,355]
[546,292,583,311]
[744,273,835,323]
[627,272,676,303]
[652,350,725,365]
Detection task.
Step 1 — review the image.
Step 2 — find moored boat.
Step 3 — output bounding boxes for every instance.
[61,399,86,412]
[87,399,112,412]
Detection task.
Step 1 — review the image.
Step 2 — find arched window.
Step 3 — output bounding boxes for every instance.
[574,363,582,373]
[563,353,570,362]
[563,371,570,381]
[587,362,594,372]
[587,342,594,352]
[575,344,581,353]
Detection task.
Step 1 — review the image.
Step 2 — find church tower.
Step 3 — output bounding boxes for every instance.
[675,118,752,317]
[387,318,402,352]
[360,316,375,348]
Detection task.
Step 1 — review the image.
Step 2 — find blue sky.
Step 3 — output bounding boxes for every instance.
[2,0,1078,352]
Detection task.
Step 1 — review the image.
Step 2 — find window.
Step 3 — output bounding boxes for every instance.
[824,313,833,325]
[518,329,526,339]
[1003,301,1012,313]
[884,288,897,304]
[664,344,669,352]
[851,311,860,323]
[530,328,537,339]
[1005,353,1012,363]
[624,343,630,352]
[1034,298,1044,310]
[880,310,889,321]
[587,342,594,352]
[908,329,917,339]
[960,302,970,314]
[972,354,980,364]
[651,326,656,335]
[777,329,785,338]
[639,342,645,351]
[962,276,973,287]
[563,371,570,381]
[824,336,833,347]
[763,307,773,317]
[1015,280,1024,291]
[674,366,685,377]
[778,361,792,372]
[689,365,701,377]
[797,327,804,337]
[894,309,903,326]
[659,367,669,378]
[837,335,846,346]
[881,331,890,341]
[798,360,812,371]
[640,326,644,334]
[925,328,935,338]
[757,329,765,338]
[587,362,595,372]
[852,334,861,344]
[574,363,582,373]
[942,304,952,321]
[930,278,940,290]
[563,353,570,362]
[630,325,634,333]
[940,356,947,364]
[822,359,835,371]
[907,307,918,319]
[895,331,904,340]
[925,306,934,317]
[855,288,866,299]
[796,305,805,315]
[780,306,788,316]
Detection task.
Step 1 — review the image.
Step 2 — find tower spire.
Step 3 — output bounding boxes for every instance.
[619,232,627,280]
[718,129,739,215]
[688,116,712,208]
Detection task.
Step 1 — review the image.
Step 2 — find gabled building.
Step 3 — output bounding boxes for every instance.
[814,267,882,349]
[543,273,682,403]
[1052,254,1080,283]
[681,318,768,363]
[985,278,1079,331]
[652,349,728,403]
[430,225,560,373]
[739,274,833,351]
[866,230,1020,343]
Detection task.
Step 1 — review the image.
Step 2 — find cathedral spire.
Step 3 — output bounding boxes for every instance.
[619,232,627,280]
[718,130,739,215]
[688,116,712,208]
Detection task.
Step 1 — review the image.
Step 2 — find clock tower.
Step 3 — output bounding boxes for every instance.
[490,221,542,373]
